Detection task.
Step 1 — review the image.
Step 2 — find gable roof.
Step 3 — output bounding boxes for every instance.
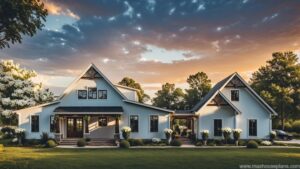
[114,84,140,92]
[191,72,277,115]
[123,99,173,113]
[16,63,172,114]
[15,101,60,114]
[191,73,235,112]
[59,63,127,100]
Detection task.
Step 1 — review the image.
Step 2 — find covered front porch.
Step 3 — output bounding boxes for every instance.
[171,112,198,138]
[52,106,122,143]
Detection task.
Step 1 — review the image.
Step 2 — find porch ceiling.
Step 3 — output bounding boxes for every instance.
[53,106,123,115]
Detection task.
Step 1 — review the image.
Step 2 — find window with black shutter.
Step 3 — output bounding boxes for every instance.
[249,119,257,136]
[214,119,222,136]
[150,115,158,132]
[31,115,39,132]
[130,115,139,132]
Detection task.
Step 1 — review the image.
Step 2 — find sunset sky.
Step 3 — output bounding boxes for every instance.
[1,0,300,98]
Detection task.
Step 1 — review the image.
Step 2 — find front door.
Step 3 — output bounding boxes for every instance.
[67,117,83,138]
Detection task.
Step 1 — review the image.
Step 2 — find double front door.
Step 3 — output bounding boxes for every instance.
[67,117,83,138]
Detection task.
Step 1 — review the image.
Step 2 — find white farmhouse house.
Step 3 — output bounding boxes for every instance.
[16,63,277,145]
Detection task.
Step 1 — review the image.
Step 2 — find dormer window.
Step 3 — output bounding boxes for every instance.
[88,88,97,99]
[98,90,107,99]
[231,90,239,101]
[78,90,87,99]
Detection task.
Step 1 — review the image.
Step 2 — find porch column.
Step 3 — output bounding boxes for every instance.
[114,115,120,142]
[115,115,120,134]
[54,116,62,142]
[191,118,195,134]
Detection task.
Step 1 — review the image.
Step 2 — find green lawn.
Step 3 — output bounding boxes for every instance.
[0,147,300,169]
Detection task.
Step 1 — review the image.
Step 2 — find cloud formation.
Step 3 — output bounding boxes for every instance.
[1,0,300,96]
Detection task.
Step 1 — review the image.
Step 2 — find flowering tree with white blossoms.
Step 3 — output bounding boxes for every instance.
[0,60,54,125]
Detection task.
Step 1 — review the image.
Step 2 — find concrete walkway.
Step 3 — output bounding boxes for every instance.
[275,139,300,145]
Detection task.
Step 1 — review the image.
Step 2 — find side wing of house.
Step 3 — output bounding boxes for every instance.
[17,64,172,140]
[195,73,276,139]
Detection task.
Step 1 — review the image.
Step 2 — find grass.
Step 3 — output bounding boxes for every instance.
[0,147,300,169]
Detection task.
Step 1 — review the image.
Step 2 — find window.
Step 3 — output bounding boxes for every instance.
[249,119,257,136]
[31,115,39,132]
[98,117,108,127]
[231,90,239,101]
[98,90,107,99]
[88,88,97,99]
[130,115,139,132]
[150,115,159,132]
[214,119,222,136]
[50,115,55,132]
[78,90,87,99]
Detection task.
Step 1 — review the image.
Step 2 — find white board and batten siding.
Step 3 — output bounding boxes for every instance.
[17,74,171,140]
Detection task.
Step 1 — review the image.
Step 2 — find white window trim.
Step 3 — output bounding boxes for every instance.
[213,118,223,137]
[98,90,108,100]
[129,114,139,133]
[247,118,258,138]
[230,89,240,102]
[149,114,159,133]
[31,115,39,133]
[88,87,97,99]
[77,89,88,100]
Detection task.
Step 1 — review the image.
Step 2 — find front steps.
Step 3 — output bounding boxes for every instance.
[59,138,116,146]
[177,137,194,146]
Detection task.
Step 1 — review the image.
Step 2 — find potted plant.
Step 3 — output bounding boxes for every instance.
[201,130,209,145]
[164,128,173,144]
[232,129,242,146]
[121,126,131,140]
[222,127,232,144]
[270,131,276,142]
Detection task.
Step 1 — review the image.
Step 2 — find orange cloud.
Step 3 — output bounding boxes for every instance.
[43,1,80,19]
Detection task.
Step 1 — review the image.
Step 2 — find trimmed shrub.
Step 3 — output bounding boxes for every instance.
[40,132,49,144]
[170,139,182,146]
[128,139,144,146]
[215,139,224,146]
[77,139,86,147]
[120,140,130,148]
[260,140,272,146]
[85,137,91,142]
[195,141,202,146]
[46,140,56,148]
[292,120,300,133]
[247,140,258,149]
[133,139,144,146]
[238,140,246,146]
[1,127,15,138]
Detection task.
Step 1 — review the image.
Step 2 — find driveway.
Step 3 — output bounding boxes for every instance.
[275,139,300,144]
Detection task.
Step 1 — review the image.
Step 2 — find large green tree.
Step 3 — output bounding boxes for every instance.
[0,60,54,125]
[185,72,212,109]
[118,77,150,103]
[152,83,185,110]
[251,52,300,130]
[0,0,47,49]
